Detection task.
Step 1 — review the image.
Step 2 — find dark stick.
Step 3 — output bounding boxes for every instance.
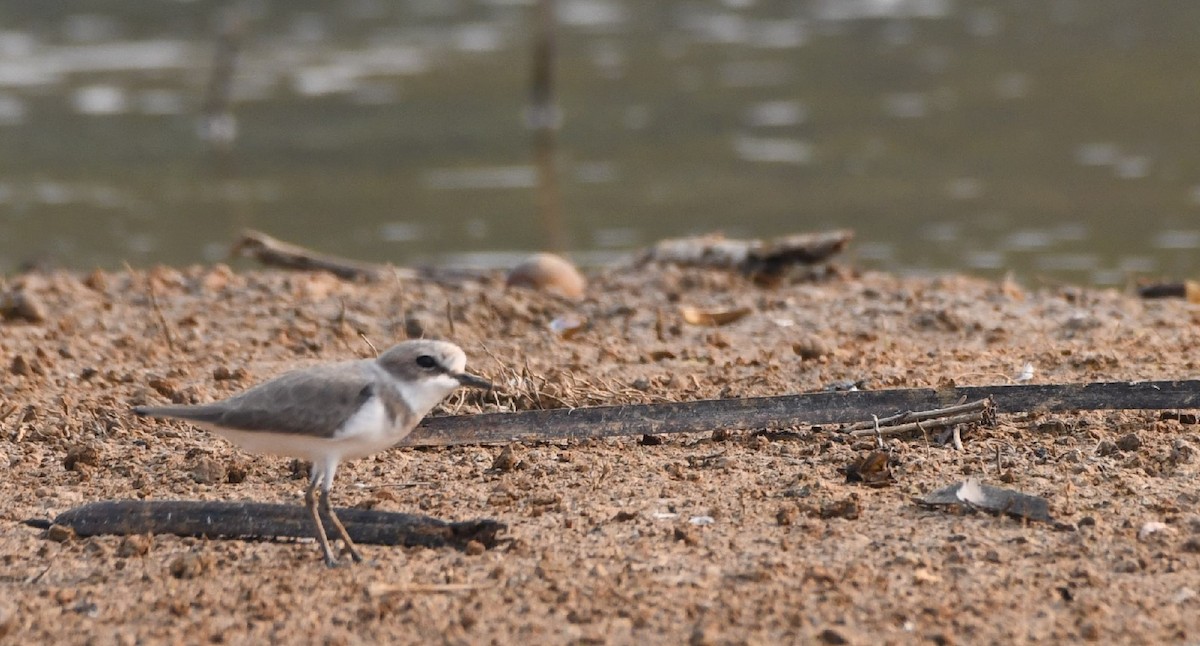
[232,229,399,282]
[25,500,505,551]
[409,380,1200,446]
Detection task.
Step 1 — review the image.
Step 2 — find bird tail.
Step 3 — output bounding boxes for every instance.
[132,404,219,424]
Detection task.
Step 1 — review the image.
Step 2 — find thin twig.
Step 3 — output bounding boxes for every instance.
[128,264,176,351]
[845,399,989,431]
[232,229,397,282]
[359,333,379,357]
[848,411,987,438]
[25,564,52,585]
[352,481,432,491]
[367,581,494,597]
[0,403,17,426]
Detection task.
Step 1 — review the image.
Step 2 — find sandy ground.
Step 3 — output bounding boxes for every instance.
[1,262,1198,644]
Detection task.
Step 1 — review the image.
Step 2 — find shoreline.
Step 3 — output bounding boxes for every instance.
[1,263,1197,643]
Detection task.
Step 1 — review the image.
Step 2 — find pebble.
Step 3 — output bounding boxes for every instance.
[44,524,75,542]
[491,445,522,472]
[506,253,586,300]
[0,290,47,323]
[792,335,834,360]
[1115,432,1142,452]
[169,553,210,579]
[189,457,227,484]
[63,444,101,471]
[117,535,152,558]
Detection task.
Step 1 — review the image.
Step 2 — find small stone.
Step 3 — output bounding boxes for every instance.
[44,524,75,543]
[200,264,233,292]
[1171,440,1196,464]
[817,627,848,645]
[819,497,861,520]
[506,253,587,300]
[792,335,834,361]
[116,535,152,558]
[225,461,248,484]
[673,526,699,546]
[1115,433,1142,452]
[1095,440,1118,457]
[1112,558,1141,573]
[9,355,30,376]
[189,457,226,484]
[83,269,109,291]
[404,310,436,339]
[776,506,796,526]
[1138,521,1171,542]
[63,444,101,471]
[212,366,246,381]
[465,540,486,556]
[491,445,522,472]
[0,290,47,323]
[169,553,209,579]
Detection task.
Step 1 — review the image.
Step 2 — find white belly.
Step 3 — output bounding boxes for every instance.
[205,396,409,463]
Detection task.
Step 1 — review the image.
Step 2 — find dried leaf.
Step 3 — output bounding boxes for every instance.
[679,305,751,327]
[840,451,893,487]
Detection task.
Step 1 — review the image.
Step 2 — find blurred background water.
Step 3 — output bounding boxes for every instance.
[1,0,1198,285]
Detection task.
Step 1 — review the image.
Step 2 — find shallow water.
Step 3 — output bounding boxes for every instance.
[1,0,1198,285]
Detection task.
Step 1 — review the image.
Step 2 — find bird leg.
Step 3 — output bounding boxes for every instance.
[319,486,363,563]
[305,474,339,567]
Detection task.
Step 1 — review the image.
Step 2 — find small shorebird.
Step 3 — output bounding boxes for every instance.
[133,339,491,566]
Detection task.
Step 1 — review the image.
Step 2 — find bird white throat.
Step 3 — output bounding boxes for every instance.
[133,339,491,566]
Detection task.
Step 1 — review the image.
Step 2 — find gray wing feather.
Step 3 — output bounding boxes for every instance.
[133,361,377,437]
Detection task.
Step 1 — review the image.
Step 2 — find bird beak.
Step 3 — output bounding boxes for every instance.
[454,372,492,390]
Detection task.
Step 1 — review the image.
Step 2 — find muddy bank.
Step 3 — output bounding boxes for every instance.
[1,264,1198,643]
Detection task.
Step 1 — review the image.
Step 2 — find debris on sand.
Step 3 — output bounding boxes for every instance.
[506,252,587,300]
[839,451,894,487]
[24,500,507,551]
[0,288,47,323]
[548,314,588,339]
[637,229,853,282]
[919,479,1053,523]
[1136,279,1200,302]
[678,304,752,327]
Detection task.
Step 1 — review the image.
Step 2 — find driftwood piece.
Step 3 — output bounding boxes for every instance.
[232,229,405,282]
[25,500,506,551]
[1137,280,1200,302]
[637,229,854,277]
[410,380,1200,446]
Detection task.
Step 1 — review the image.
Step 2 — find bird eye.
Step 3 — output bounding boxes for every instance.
[415,355,438,369]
